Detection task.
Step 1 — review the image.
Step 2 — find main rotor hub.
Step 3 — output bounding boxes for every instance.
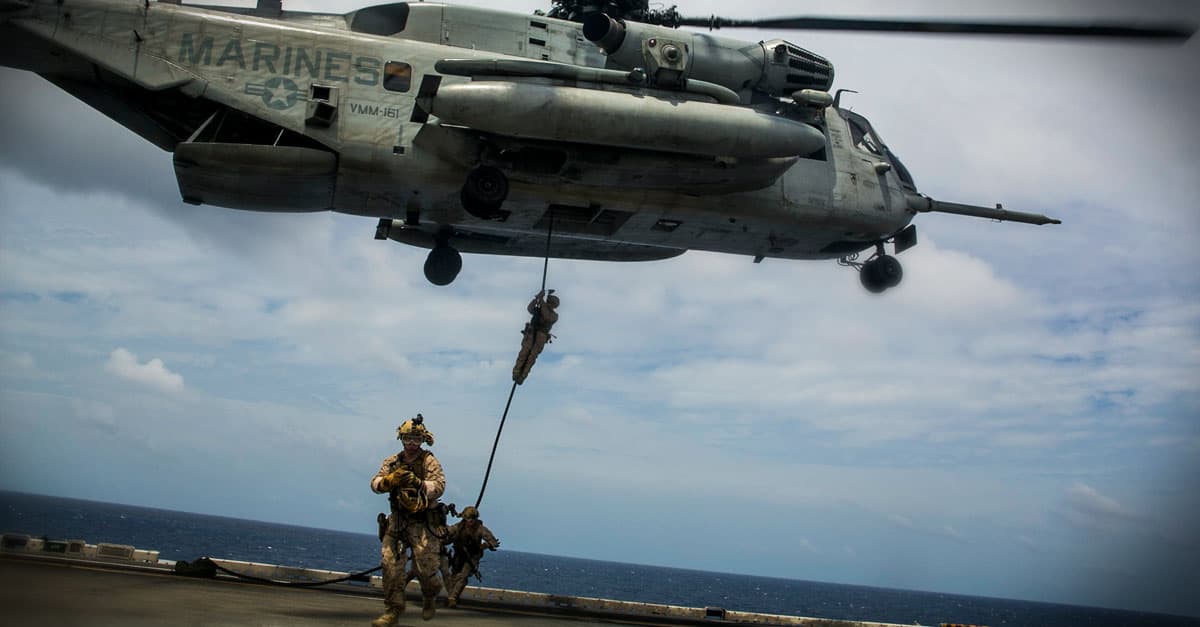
[547,0,680,26]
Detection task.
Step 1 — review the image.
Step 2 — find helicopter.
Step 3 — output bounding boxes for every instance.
[0,0,1191,290]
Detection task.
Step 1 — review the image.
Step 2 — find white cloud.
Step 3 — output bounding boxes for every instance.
[103,348,184,393]
[883,513,968,544]
[1061,482,1139,529]
[889,241,1031,321]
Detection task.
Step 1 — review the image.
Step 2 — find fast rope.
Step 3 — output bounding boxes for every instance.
[474,208,555,509]
[176,556,381,587]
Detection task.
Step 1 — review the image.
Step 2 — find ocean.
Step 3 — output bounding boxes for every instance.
[1,491,1195,627]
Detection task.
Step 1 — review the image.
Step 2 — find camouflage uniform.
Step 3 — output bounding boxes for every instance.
[442,509,500,607]
[372,447,446,622]
[513,291,559,384]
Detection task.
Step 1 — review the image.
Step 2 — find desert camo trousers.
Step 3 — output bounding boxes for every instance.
[445,564,472,602]
[513,330,550,383]
[381,518,443,609]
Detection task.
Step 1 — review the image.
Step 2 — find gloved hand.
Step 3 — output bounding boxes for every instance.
[397,469,422,489]
[381,469,418,491]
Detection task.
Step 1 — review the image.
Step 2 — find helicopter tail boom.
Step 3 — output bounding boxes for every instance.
[907,195,1061,226]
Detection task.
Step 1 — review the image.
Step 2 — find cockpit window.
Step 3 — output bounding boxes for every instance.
[844,111,917,190]
[847,118,883,157]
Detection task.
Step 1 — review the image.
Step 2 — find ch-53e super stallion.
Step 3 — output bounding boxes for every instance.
[1,0,1191,289]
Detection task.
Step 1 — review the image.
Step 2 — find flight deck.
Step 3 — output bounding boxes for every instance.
[0,535,922,627]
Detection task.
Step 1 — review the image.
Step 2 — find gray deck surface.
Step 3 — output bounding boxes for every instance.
[0,557,625,626]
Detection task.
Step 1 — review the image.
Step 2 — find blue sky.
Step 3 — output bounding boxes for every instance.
[1,0,1198,619]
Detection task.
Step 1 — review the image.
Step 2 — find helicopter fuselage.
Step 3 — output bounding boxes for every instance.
[2,0,1053,288]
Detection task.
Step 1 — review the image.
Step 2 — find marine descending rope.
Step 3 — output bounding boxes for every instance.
[474,207,555,510]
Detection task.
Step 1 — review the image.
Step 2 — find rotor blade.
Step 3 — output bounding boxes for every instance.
[676,15,1195,42]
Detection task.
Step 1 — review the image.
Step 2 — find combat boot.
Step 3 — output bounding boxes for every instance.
[445,596,457,609]
[371,609,399,627]
[422,596,436,621]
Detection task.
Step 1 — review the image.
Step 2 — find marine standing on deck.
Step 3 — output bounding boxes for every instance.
[441,506,500,608]
[512,289,560,384]
[372,414,447,624]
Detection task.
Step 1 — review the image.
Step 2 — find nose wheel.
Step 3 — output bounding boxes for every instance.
[859,254,903,293]
[842,241,905,293]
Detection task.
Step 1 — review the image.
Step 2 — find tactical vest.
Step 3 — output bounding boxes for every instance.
[388,450,430,515]
[393,449,429,480]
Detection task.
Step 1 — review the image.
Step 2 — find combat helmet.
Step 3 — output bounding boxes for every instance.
[396,413,435,445]
[544,289,560,308]
[460,506,480,520]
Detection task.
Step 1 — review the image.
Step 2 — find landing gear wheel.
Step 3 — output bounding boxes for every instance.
[874,254,903,288]
[860,261,887,293]
[461,166,508,220]
[423,245,462,286]
[860,255,902,293]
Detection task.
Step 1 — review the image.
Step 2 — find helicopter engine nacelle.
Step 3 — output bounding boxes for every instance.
[582,14,834,103]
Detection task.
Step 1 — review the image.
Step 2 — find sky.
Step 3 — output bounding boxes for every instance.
[2,0,1199,619]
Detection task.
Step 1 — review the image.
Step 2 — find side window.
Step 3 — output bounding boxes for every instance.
[383,62,412,92]
[847,119,883,157]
